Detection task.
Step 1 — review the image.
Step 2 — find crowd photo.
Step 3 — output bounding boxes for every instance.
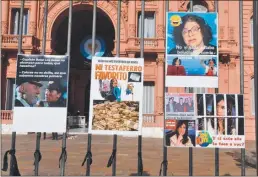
[166,94,194,113]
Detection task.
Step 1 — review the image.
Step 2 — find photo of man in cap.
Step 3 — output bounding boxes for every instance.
[44,81,66,107]
[15,81,42,107]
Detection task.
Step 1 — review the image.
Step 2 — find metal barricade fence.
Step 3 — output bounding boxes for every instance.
[1,0,258,176]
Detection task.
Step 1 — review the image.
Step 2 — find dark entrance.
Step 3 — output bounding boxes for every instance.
[51,4,115,120]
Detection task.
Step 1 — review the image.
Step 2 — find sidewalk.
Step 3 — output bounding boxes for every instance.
[1,134,257,176]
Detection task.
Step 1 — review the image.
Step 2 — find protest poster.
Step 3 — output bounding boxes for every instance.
[165,93,195,117]
[12,54,69,133]
[165,93,245,148]
[165,118,196,147]
[88,56,144,136]
[166,12,218,88]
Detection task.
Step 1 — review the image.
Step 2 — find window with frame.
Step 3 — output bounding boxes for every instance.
[142,81,155,114]
[5,79,16,110]
[187,1,209,12]
[11,8,29,35]
[137,11,156,38]
[250,16,254,46]
[251,77,255,115]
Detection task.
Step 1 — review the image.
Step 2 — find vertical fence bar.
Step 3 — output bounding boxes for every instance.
[41,0,48,55]
[86,134,92,176]
[60,0,72,176]
[9,0,25,175]
[138,0,145,176]
[188,0,193,176]
[109,1,121,175]
[18,0,25,54]
[34,0,48,175]
[239,1,246,176]
[34,133,41,176]
[86,0,97,175]
[0,0,2,98]
[162,0,169,176]
[253,0,258,176]
[214,1,219,176]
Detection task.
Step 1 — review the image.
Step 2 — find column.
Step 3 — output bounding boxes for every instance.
[127,1,136,48]
[128,1,136,38]
[1,1,9,34]
[29,1,37,35]
[156,53,165,127]
[157,2,164,39]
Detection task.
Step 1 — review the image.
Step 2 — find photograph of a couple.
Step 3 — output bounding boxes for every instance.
[166,56,218,76]
[165,120,196,147]
[167,13,217,56]
[166,94,194,114]
[14,79,67,108]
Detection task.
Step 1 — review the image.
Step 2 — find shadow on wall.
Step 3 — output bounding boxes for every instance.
[225,151,257,169]
[129,171,150,176]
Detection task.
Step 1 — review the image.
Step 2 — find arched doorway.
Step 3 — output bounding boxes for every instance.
[51,4,115,121]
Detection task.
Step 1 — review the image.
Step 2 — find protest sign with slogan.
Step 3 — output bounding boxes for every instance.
[88,56,144,136]
[166,12,218,88]
[165,93,245,148]
[12,54,69,132]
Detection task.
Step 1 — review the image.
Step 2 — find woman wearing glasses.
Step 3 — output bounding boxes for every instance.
[169,14,217,55]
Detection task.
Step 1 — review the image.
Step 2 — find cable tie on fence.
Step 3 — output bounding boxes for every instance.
[138,151,143,175]
[159,160,168,176]
[33,150,42,166]
[81,151,92,167]
[58,147,67,168]
[2,149,21,176]
[107,149,116,167]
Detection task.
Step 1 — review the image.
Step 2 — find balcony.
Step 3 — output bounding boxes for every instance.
[1,110,13,124]
[126,37,165,53]
[1,34,35,50]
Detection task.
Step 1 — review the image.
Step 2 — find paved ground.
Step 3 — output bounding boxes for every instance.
[1,134,257,176]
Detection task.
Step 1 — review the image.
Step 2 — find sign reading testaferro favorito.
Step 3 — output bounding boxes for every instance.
[12,54,69,133]
[88,56,144,136]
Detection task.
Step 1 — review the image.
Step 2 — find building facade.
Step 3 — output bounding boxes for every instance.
[1,0,255,140]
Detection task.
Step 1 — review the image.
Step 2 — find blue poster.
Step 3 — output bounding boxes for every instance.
[165,12,218,88]
[166,12,218,55]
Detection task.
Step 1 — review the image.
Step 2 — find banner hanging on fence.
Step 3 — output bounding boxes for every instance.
[88,56,144,136]
[166,12,218,88]
[165,93,245,148]
[12,54,69,132]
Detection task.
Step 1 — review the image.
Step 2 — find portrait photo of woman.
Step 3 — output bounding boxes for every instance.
[207,94,226,135]
[166,120,194,147]
[167,57,186,76]
[200,58,217,76]
[168,14,217,55]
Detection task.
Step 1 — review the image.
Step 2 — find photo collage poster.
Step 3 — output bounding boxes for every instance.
[88,56,144,136]
[165,93,245,148]
[12,54,69,132]
[166,12,218,88]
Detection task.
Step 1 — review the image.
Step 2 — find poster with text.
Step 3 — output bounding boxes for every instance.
[196,94,245,148]
[165,93,245,148]
[165,93,195,117]
[88,56,144,136]
[12,54,69,133]
[166,12,218,88]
